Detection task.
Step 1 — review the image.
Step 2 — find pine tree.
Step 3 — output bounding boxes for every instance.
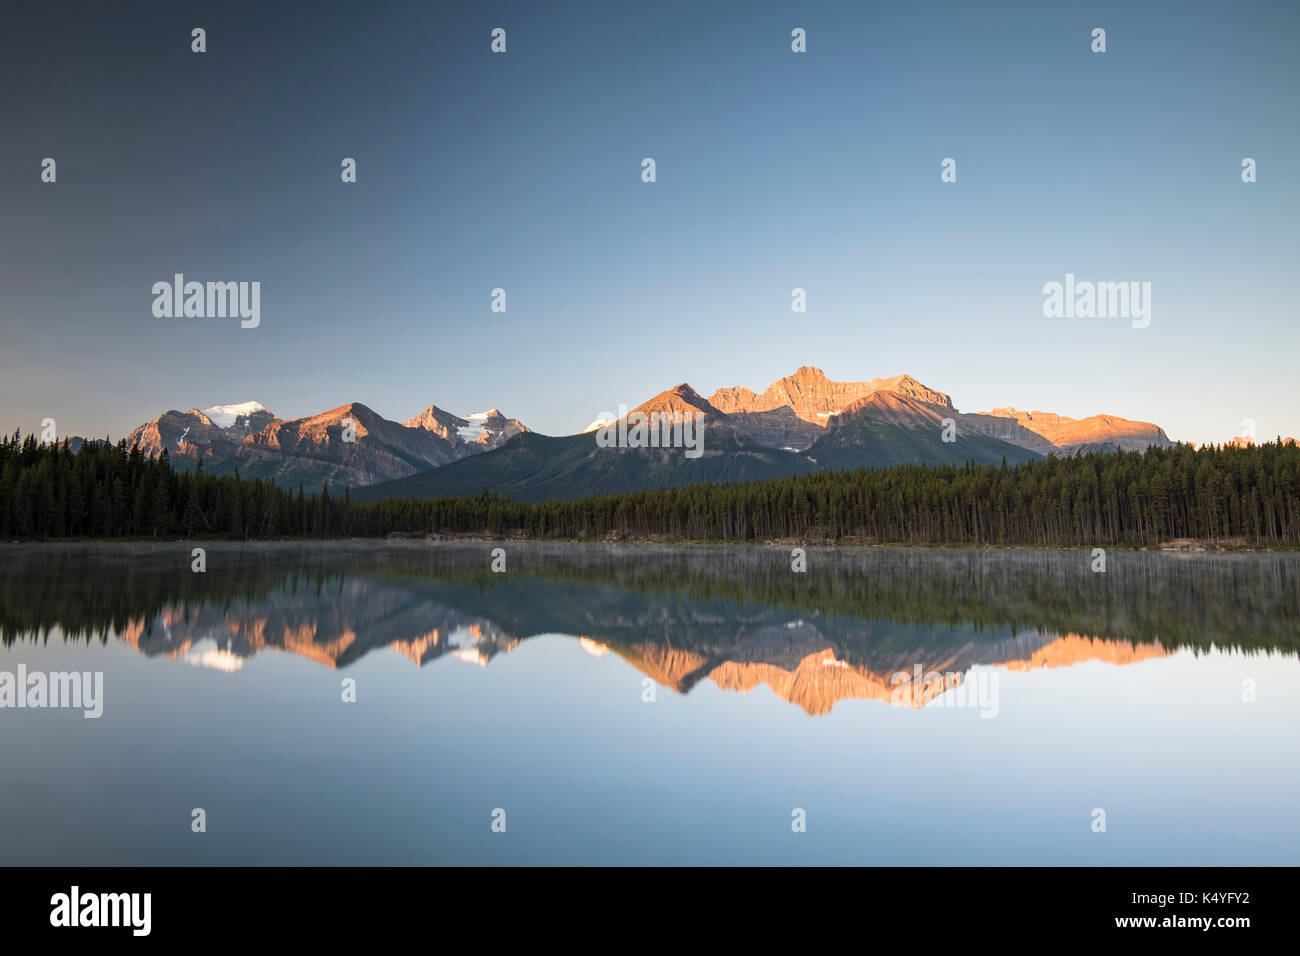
[182,478,203,537]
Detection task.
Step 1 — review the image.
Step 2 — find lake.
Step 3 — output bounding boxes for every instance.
[1,541,1297,865]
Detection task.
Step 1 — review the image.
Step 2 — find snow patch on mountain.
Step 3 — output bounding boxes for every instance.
[456,411,490,443]
[203,401,268,429]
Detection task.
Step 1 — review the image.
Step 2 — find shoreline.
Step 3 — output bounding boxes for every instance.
[0,536,1292,554]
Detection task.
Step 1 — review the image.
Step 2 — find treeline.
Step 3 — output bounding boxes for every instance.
[347,440,1300,546]
[0,432,353,539]
[3,429,1299,546]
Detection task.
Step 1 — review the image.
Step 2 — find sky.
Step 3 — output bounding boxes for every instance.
[1,0,1297,445]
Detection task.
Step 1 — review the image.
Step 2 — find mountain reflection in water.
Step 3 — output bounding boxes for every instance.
[3,541,1295,716]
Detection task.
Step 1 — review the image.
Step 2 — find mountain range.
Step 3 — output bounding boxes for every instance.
[116,366,1176,500]
[357,367,1175,501]
[123,401,528,490]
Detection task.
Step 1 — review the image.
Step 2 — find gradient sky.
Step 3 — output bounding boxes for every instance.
[2,0,1297,444]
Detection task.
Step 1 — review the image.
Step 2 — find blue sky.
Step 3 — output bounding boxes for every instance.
[1,0,1296,444]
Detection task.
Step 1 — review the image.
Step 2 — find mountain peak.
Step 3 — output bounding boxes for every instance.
[709,368,953,423]
[975,404,1173,452]
[455,409,530,447]
[633,383,724,420]
[404,404,468,432]
[790,365,830,380]
[317,402,376,422]
[828,390,947,429]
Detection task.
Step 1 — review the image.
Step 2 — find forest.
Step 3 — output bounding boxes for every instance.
[1,429,1298,547]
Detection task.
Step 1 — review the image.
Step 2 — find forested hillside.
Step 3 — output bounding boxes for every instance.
[2,430,1297,547]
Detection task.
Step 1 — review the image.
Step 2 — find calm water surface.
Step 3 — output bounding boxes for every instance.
[1,541,1297,865]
